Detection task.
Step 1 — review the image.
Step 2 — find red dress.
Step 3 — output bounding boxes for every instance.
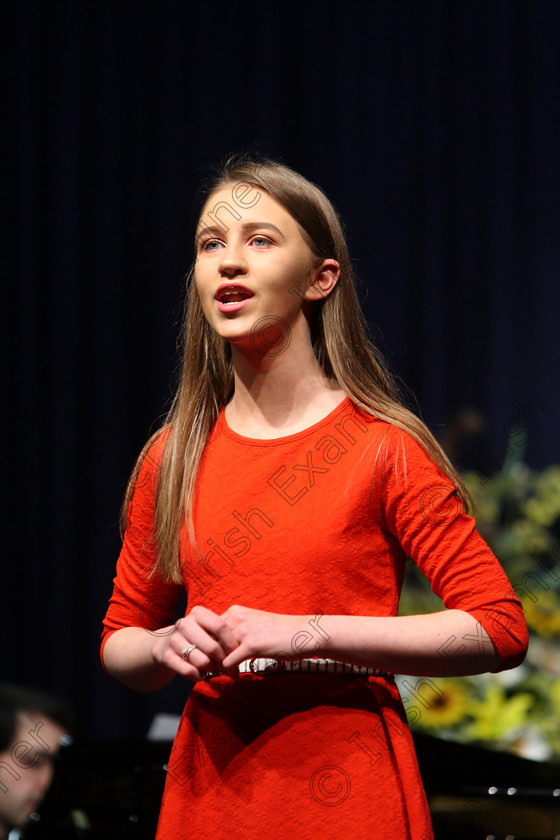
[101,398,527,839]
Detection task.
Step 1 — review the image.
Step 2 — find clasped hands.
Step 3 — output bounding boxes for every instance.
[151,604,314,681]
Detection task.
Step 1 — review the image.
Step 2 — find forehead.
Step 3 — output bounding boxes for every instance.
[198,185,302,235]
[12,712,68,755]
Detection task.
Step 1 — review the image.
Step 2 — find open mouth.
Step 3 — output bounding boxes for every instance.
[215,285,254,306]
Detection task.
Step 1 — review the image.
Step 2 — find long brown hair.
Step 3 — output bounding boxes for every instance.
[122,155,471,582]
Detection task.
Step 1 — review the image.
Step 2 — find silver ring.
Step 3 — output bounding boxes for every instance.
[180,643,198,661]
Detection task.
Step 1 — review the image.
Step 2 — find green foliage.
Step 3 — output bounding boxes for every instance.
[399,462,560,762]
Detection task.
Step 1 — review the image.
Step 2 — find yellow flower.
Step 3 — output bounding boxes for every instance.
[413,679,472,730]
[466,685,533,742]
[523,591,560,637]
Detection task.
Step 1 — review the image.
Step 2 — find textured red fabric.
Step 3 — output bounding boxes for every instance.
[102,398,527,839]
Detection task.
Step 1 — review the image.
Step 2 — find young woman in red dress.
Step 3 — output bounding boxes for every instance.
[101,156,528,839]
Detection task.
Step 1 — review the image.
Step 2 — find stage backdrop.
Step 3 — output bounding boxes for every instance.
[3,0,559,740]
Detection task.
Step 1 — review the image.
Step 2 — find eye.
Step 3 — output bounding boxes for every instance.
[199,238,223,252]
[250,235,272,248]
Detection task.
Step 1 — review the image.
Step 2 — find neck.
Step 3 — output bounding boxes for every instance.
[226,333,344,435]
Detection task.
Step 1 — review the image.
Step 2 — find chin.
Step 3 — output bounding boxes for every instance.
[217,328,252,345]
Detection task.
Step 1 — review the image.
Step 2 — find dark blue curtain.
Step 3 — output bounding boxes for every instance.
[3,0,559,739]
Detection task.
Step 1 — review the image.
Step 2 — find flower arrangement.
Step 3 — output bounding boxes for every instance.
[398,461,560,761]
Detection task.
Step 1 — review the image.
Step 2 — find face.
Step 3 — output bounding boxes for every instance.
[194,186,338,352]
[0,713,68,837]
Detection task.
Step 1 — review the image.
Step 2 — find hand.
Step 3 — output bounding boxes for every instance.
[151,605,240,681]
[220,605,310,670]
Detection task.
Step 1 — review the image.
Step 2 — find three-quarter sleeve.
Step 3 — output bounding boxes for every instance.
[374,424,528,670]
[100,437,183,666]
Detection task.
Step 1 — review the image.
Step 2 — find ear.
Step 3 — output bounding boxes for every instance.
[304,259,341,302]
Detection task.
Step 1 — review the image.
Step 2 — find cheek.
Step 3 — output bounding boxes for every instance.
[276,260,315,301]
[14,772,36,799]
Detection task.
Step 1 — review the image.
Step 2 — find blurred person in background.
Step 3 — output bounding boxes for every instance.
[0,685,72,840]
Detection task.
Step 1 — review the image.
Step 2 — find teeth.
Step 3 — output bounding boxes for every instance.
[218,288,250,303]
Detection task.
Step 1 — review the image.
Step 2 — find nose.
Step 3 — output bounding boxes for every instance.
[218,241,247,278]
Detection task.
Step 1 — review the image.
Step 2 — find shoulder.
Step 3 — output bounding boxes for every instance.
[355,412,458,521]
[135,427,170,481]
[124,427,171,524]
[348,404,438,473]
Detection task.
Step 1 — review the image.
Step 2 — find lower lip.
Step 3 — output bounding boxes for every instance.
[215,298,253,314]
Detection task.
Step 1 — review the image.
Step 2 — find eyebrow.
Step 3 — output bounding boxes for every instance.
[195,222,284,242]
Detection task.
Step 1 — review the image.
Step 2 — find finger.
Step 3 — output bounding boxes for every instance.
[173,619,240,677]
[221,643,253,671]
[191,607,240,652]
[177,644,213,679]
[175,643,238,681]
[180,609,239,660]
[154,639,209,682]
[173,632,221,672]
